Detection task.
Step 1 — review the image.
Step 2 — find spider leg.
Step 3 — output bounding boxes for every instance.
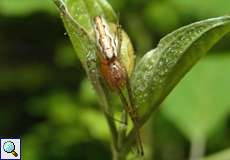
[125,76,144,156]
[116,85,144,156]
[104,110,127,125]
[114,19,123,56]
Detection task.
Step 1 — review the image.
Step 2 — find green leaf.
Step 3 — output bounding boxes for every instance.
[162,54,230,140]
[53,0,118,102]
[53,0,116,68]
[131,16,230,121]
[64,0,117,32]
[53,0,134,74]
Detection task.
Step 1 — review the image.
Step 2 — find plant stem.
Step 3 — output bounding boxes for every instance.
[114,109,129,160]
[87,72,119,152]
[118,110,128,149]
[112,149,127,160]
[189,137,206,160]
[100,91,129,160]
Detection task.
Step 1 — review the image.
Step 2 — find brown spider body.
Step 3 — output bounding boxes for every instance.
[94,16,126,90]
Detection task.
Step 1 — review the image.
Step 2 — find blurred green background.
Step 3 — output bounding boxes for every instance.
[0,0,230,159]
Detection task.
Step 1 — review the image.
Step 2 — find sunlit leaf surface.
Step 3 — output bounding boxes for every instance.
[131,16,230,121]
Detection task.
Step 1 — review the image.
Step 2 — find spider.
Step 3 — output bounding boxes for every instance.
[94,16,144,156]
[94,16,126,90]
[53,0,144,155]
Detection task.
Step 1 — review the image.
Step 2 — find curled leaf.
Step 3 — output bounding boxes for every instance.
[54,0,134,76]
[53,0,120,146]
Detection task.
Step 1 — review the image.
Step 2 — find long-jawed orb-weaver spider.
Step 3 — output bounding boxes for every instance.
[94,16,144,156]
[53,0,144,155]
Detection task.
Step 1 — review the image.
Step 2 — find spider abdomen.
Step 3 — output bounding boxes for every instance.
[100,60,126,90]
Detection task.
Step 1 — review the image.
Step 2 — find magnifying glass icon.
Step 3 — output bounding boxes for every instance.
[3,141,18,157]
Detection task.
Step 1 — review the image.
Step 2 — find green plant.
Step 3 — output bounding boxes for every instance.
[53,0,230,159]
